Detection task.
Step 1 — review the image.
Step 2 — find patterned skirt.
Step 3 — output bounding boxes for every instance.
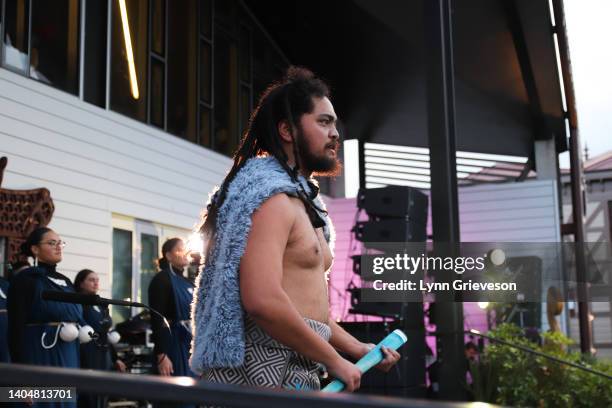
[202,316,331,391]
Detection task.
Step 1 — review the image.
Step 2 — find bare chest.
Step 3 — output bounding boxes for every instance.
[285,208,333,272]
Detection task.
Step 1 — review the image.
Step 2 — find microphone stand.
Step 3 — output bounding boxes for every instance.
[42,291,173,337]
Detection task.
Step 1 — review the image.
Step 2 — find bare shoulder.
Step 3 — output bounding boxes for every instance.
[251,193,298,229]
[244,193,298,257]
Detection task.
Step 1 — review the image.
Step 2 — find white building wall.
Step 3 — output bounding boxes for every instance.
[458,179,561,242]
[0,68,231,295]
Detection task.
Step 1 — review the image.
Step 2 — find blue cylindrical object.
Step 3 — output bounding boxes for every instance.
[321,329,407,393]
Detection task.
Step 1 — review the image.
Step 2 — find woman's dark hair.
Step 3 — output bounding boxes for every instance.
[200,66,330,244]
[20,227,53,258]
[74,269,95,292]
[158,237,183,270]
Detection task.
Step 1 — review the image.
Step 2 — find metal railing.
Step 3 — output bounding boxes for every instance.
[0,363,496,408]
[467,329,612,380]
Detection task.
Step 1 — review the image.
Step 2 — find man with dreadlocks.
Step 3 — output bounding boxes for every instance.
[190,67,400,392]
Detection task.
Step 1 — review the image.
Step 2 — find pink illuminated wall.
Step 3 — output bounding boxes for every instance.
[325,196,488,336]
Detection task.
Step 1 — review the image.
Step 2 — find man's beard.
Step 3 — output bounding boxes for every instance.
[295,128,342,177]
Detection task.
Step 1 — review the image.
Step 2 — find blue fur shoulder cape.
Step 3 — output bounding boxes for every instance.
[190,156,334,374]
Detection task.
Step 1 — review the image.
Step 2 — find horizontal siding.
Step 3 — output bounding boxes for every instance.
[47,217,109,244]
[5,172,110,210]
[460,206,556,222]
[0,74,229,169]
[1,134,209,201]
[456,197,557,213]
[459,179,561,242]
[1,68,231,298]
[594,321,612,344]
[0,112,222,189]
[3,139,203,216]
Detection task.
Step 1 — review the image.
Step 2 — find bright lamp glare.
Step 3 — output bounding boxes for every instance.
[186,232,204,256]
[118,0,139,99]
[478,302,490,310]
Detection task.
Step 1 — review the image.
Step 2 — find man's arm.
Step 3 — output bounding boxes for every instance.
[328,320,369,359]
[240,193,361,391]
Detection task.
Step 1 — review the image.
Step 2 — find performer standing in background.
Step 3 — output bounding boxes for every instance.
[148,238,195,406]
[7,227,83,408]
[74,268,126,408]
[0,275,9,362]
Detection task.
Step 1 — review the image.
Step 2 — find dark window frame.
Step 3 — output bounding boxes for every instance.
[146,0,167,130]
[1,0,82,94]
[0,0,32,76]
[197,0,214,147]
[238,21,252,139]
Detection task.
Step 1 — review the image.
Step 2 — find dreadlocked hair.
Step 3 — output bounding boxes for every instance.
[199,66,331,250]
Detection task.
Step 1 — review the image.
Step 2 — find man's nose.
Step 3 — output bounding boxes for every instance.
[329,126,339,140]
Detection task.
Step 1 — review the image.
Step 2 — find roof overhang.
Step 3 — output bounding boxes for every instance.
[245,0,569,157]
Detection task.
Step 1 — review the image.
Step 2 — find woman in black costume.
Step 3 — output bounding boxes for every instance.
[148,238,195,407]
[7,227,83,408]
[74,268,126,408]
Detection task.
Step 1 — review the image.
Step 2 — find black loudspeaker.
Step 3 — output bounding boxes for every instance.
[354,186,428,249]
[349,288,403,318]
[355,218,427,245]
[358,186,428,220]
[338,320,427,398]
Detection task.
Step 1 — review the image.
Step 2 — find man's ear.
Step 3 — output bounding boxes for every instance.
[277,120,294,143]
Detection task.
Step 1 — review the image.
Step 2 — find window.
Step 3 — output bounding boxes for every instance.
[199,41,212,105]
[199,0,212,39]
[2,0,80,95]
[112,228,133,323]
[139,233,158,307]
[213,0,233,30]
[2,0,30,72]
[31,0,80,94]
[167,0,197,141]
[239,25,251,83]
[149,58,164,127]
[83,0,108,107]
[148,0,165,129]
[239,25,251,138]
[197,106,210,147]
[197,0,213,147]
[213,29,238,156]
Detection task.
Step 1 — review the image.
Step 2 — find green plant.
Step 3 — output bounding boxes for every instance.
[468,324,612,407]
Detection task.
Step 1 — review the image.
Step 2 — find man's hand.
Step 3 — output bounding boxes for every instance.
[327,356,362,392]
[115,359,127,372]
[157,353,173,376]
[377,346,401,372]
[359,343,401,373]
